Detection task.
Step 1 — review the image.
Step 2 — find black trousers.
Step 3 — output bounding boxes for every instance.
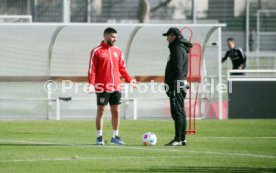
[168,89,187,141]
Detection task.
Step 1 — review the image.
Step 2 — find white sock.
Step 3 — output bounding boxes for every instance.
[112,130,119,138]
[97,130,102,137]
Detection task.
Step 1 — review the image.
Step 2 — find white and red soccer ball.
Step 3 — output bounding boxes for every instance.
[142,132,157,146]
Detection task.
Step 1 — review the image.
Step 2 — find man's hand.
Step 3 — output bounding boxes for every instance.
[238,64,245,69]
[183,80,190,89]
[86,84,95,94]
[130,79,139,88]
[174,80,190,90]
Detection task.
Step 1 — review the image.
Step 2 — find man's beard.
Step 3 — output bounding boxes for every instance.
[107,39,115,46]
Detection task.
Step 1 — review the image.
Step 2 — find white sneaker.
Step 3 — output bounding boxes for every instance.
[165,139,182,146]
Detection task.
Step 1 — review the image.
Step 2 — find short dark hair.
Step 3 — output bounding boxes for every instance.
[104,27,117,35]
[227,37,235,42]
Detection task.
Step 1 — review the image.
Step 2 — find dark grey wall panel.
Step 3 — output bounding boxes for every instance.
[228,81,276,119]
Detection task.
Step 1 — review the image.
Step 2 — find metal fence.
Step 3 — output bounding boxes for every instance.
[0,0,275,51]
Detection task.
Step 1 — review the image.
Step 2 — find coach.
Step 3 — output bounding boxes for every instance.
[163,27,193,146]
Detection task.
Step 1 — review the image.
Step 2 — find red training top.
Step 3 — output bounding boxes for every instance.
[88,41,132,92]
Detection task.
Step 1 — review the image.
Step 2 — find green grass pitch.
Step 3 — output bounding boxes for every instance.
[0,119,275,173]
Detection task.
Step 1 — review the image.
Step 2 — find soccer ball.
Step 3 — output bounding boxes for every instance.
[142,132,157,146]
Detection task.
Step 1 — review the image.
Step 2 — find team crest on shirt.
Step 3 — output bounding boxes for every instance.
[101,52,107,58]
[113,52,118,58]
[100,97,105,103]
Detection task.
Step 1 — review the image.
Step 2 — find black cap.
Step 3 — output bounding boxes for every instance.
[162,27,182,37]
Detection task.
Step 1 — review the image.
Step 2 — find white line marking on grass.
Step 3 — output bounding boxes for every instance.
[0,156,190,163]
[0,139,275,160]
[110,146,276,159]
[0,140,85,146]
[1,157,73,163]
[200,137,276,139]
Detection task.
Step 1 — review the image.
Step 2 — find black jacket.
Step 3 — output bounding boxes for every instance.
[222,47,247,69]
[165,38,193,91]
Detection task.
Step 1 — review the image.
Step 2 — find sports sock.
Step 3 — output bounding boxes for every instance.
[112,130,119,138]
[97,130,102,137]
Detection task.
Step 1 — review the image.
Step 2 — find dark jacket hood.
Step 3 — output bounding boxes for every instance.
[169,37,193,53]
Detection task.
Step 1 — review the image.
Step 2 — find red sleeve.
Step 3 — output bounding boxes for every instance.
[118,53,132,83]
[88,49,98,85]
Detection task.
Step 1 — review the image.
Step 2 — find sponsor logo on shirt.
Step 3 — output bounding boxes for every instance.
[113,52,118,58]
[101,52,107,58]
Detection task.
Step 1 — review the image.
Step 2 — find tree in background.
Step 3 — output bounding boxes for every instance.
[138,0,172,23]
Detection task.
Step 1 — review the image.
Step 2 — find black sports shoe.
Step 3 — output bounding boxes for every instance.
[182,140,187,146]
[111,136,126,145]
[96,136,105,145]
[165,139,182,146]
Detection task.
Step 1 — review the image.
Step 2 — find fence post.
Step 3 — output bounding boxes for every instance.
[133,99,137,120]
[56,98,60,120]
[63,0,70,23]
